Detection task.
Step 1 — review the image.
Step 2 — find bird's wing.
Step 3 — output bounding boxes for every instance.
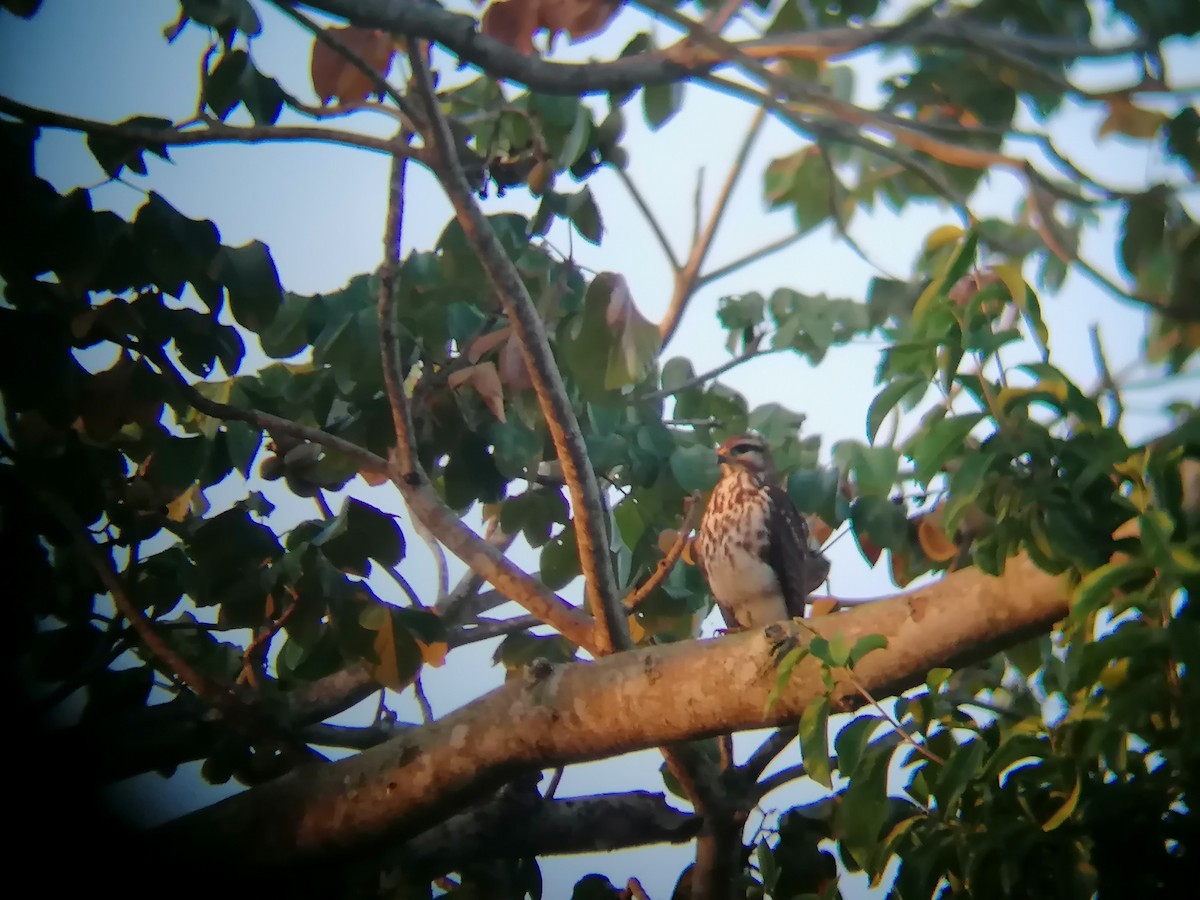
[765,484,830,618]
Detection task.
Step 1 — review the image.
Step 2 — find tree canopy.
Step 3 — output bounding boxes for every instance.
[4,0,1199,898]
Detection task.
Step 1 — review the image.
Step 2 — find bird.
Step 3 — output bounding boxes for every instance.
[694,432,831,631]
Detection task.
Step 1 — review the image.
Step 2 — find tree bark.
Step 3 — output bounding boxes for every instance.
[161,554,1067,865]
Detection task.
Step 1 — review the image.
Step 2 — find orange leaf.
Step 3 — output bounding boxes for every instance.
[681,536,697,566]
[419,640,449,668]
[917,514,959,562]
[310,27,396,104]
[808,599,838,617]
[657,529,680,555]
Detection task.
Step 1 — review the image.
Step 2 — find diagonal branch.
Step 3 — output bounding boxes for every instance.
[660,105,767,349]
[406,43,628,655]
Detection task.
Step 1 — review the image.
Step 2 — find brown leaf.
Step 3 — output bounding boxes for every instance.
[467,326,512,363]
[1098,98,1169,140]
[310,27,396,104]
[500,330,534,391]
[481,0,540,55]
[481,0,620,56]
[450,363,507,422]
[808,516,834,546]
[360,467,390,487]
[854,529,883,566]
[889,550,915,587]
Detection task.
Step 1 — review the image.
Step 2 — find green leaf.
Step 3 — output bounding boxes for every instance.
[903,413,985,485]
[850,633,888,666]
[867,374,925,444]
[766,645,809,715]
[643,80,683,129]
[86,115,173,179]
[566,187,604,245]
[942,449,996,534]
[259,292,311,359]
[1071,558,1153,620]
[835,714,882,777]
[837,742,892,868]
[205,48,248,119]
[313,497,405,576]
[799,695,833,788]
[219,240,282,332]
[932,737,986,815]
[669,445,719,493]
[540,524,580,590]
[660,357,695,393]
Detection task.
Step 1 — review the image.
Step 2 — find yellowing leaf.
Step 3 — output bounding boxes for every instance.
[924,224,964,254]
[681,536,697,566]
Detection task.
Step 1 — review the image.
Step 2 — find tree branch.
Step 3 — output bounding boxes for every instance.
[163,553,1069,863]
[660,105,766,349]
[625,494,702,611]
[294,2,1149,95]
[390,788,699,879]
[0,94,415,158]
[407,43,627,654]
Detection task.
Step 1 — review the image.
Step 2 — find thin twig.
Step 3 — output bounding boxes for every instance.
[544,767,565,799]
[640,348,782,402]
[413,673,434,724]
[0,94,415,158]
[696,230,810,289]
[661,104,767,348]
[613,165,680,271]
[625,494,703,611]
[239,593,300,688]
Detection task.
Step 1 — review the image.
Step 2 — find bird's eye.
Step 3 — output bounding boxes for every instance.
[731,443,760,455]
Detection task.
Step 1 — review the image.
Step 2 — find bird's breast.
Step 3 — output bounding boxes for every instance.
[697,477,782,607]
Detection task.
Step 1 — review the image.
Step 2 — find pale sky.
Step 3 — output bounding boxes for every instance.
[3,1,1197,895]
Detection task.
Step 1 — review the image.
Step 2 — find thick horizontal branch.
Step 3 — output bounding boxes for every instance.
[163,553,1068,863]
[391,787,698,878]
[297,1,1149,95]
[0,95,412,157]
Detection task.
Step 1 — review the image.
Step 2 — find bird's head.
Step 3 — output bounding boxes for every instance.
[716,433,775,479]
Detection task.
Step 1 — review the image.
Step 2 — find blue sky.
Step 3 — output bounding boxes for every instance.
[3,0,1197,895]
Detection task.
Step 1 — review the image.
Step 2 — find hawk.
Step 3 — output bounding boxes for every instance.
[695,433,830,630]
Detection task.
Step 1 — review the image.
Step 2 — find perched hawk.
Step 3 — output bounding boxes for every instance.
[695,433,830,630]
